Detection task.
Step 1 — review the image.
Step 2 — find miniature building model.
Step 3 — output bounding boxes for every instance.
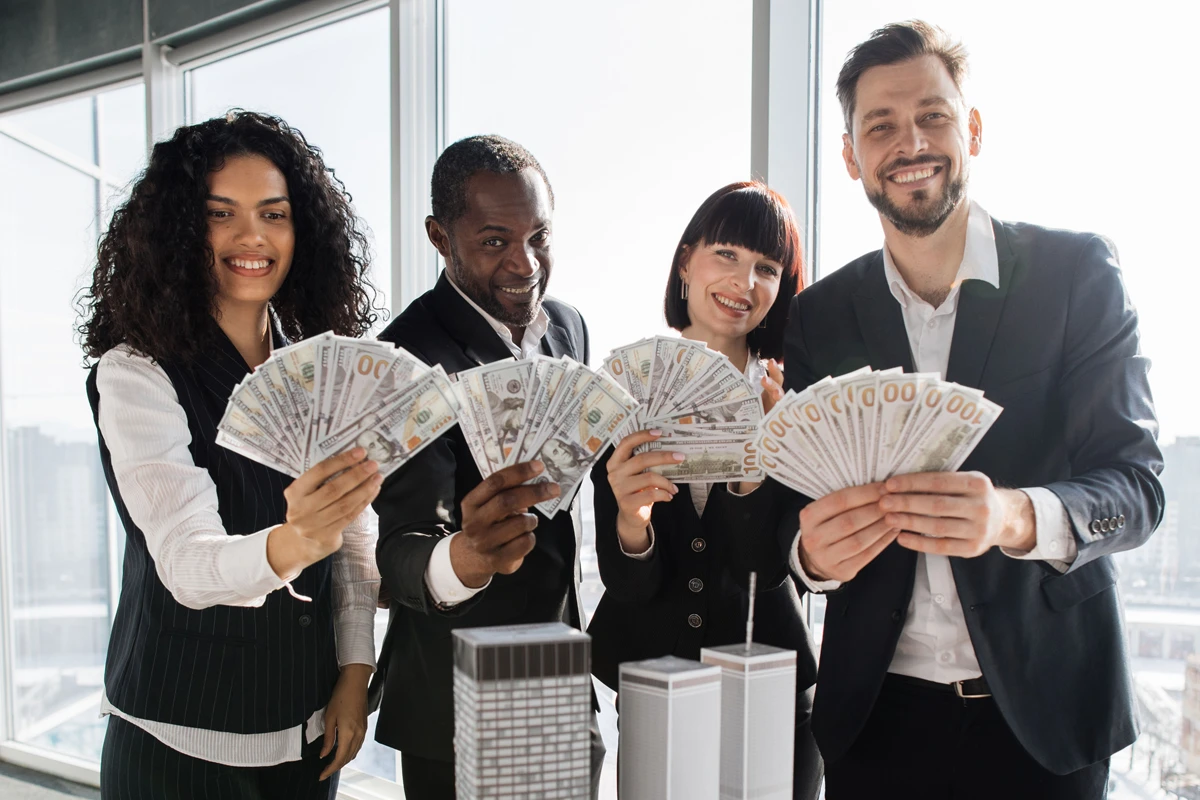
[618,655,722,800]
[452,623,593,799]
[701,643,797,800]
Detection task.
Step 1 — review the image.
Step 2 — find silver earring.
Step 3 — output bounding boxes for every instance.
[681,282,689,300]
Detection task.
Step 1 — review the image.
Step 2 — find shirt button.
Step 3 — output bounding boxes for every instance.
[934,593,945,605]
[688,614,703,628]
[688,578,704,593]
[927,320,937,329]
[891,610,903,623]
[691,538,706,553]
[939,652,951,663]
[298,614,312,628]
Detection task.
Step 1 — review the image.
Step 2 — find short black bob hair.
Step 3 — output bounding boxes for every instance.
[663,182,804,361]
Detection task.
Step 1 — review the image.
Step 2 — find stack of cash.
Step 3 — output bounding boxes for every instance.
[453,356,639,517]
[602,336,764,483]
[755,368,1003,498]
[217,333,460,478]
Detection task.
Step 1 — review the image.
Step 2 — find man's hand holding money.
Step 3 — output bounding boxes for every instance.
[880,471,1037,557]
[796,482,898,583]
[450,461,562,588]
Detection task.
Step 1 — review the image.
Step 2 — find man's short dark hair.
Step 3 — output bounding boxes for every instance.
[430,135,554,224]
[836,20,969,135]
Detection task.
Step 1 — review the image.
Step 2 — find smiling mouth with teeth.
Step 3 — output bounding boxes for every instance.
[714,294,751,312]
[890,166,940,184]
[227,257,273,271]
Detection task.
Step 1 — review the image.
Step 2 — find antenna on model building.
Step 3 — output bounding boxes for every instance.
[745,571,757,653]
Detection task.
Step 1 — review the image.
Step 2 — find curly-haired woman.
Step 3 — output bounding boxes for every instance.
[78,111,383,799]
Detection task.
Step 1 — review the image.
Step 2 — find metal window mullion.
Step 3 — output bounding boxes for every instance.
[390,0,446,313]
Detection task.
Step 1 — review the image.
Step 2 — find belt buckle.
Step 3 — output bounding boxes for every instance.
[953,680,990,700]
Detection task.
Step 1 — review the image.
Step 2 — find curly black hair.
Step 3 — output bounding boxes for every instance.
[78,110,380,363]
[430,135,554,225]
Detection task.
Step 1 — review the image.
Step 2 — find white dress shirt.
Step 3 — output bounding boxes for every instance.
[96,344,380,767]
[793,200,1076,684]
[424,275,552,606]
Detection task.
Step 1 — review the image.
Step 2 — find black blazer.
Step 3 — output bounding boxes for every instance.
[370,273,590,762]
[786,218,1164,774]
[587,452,819,706]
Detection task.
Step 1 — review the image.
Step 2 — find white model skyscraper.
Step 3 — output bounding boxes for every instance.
[700,643,797,800]
[618,655,722,800]
[452,622,592,799]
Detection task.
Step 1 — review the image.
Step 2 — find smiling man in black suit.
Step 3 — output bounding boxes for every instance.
[369,135,600,799]
[785,21,1164,799]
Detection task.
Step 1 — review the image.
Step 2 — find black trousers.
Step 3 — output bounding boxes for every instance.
[100,715,339,800]
[824,674,1110,800]
[400,716,607,800]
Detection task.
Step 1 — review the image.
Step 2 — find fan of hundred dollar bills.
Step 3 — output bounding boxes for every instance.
[601,335,764,483]
[755,368,1003,498]
[217,333,460,478]
[453,356,639,517]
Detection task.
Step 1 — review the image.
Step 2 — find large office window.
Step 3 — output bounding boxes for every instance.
[445,0,754,623]
[817,3,1200,793]
[0,82,145,763]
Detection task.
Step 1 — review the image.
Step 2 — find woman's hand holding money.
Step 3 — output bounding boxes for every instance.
[268,448,383,579]
[607,429,682,555]
[796,482,898,583]
[451,461,561,588]
[760,358,785,414]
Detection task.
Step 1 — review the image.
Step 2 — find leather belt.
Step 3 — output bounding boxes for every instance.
[886,672,991,699]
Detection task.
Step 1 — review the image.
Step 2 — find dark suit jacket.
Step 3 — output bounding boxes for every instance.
[786,218,1164,775]
[587,451,818,709]
[370,273,590,761]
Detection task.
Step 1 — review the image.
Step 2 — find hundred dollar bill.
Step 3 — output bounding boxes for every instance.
[216,409,299,476]
[514,357,574,463]
[785,382,856,489]
[529,380,635,516]
[453,365,507,477]
[656,344,720,417]
[757,397,839,496]
[873,372,938,481]
[603,338,654,402]
[227,376,296,461]
[644,436,760,483]
[815,367,870,486]
[358,347,428,420]
[891,385,1001,475]
[477,360,532,467]
[315,370,460,478]
[330,341,395,434]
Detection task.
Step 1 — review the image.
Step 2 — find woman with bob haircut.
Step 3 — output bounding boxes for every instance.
[78,111,382,799]
[588,181,821,797]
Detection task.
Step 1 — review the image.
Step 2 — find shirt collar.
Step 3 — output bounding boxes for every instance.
[445,272,551,357]
[881,199,1000,309]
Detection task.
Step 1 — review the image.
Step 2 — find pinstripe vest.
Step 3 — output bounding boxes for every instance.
[86,329,339,734]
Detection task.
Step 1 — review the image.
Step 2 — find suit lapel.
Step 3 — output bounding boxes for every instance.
[946,219,1015,388]
[852,254,915,372]
[428,273,518,367]
[541,322,574,360]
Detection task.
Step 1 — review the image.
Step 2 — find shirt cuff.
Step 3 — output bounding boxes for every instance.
[1000,488,1077,573]
[425,532,490,607]
[619,523,655,560]
[216,526,291,601]
[334,608,379,671]
[790,529,843,593]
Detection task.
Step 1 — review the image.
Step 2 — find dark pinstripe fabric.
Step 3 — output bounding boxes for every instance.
[87,326,339,734]
[100,715,340,799]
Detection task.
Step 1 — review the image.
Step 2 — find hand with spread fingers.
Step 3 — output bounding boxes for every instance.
[881,471,1036,558]
[450,461,561,588]
[319,663,372,781]
[268,448,384,579]
[606,429,682,555]
[796,482,898,583]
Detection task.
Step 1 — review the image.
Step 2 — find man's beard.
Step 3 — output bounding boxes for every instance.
[449,245,546,327]
[864,156,967,238]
